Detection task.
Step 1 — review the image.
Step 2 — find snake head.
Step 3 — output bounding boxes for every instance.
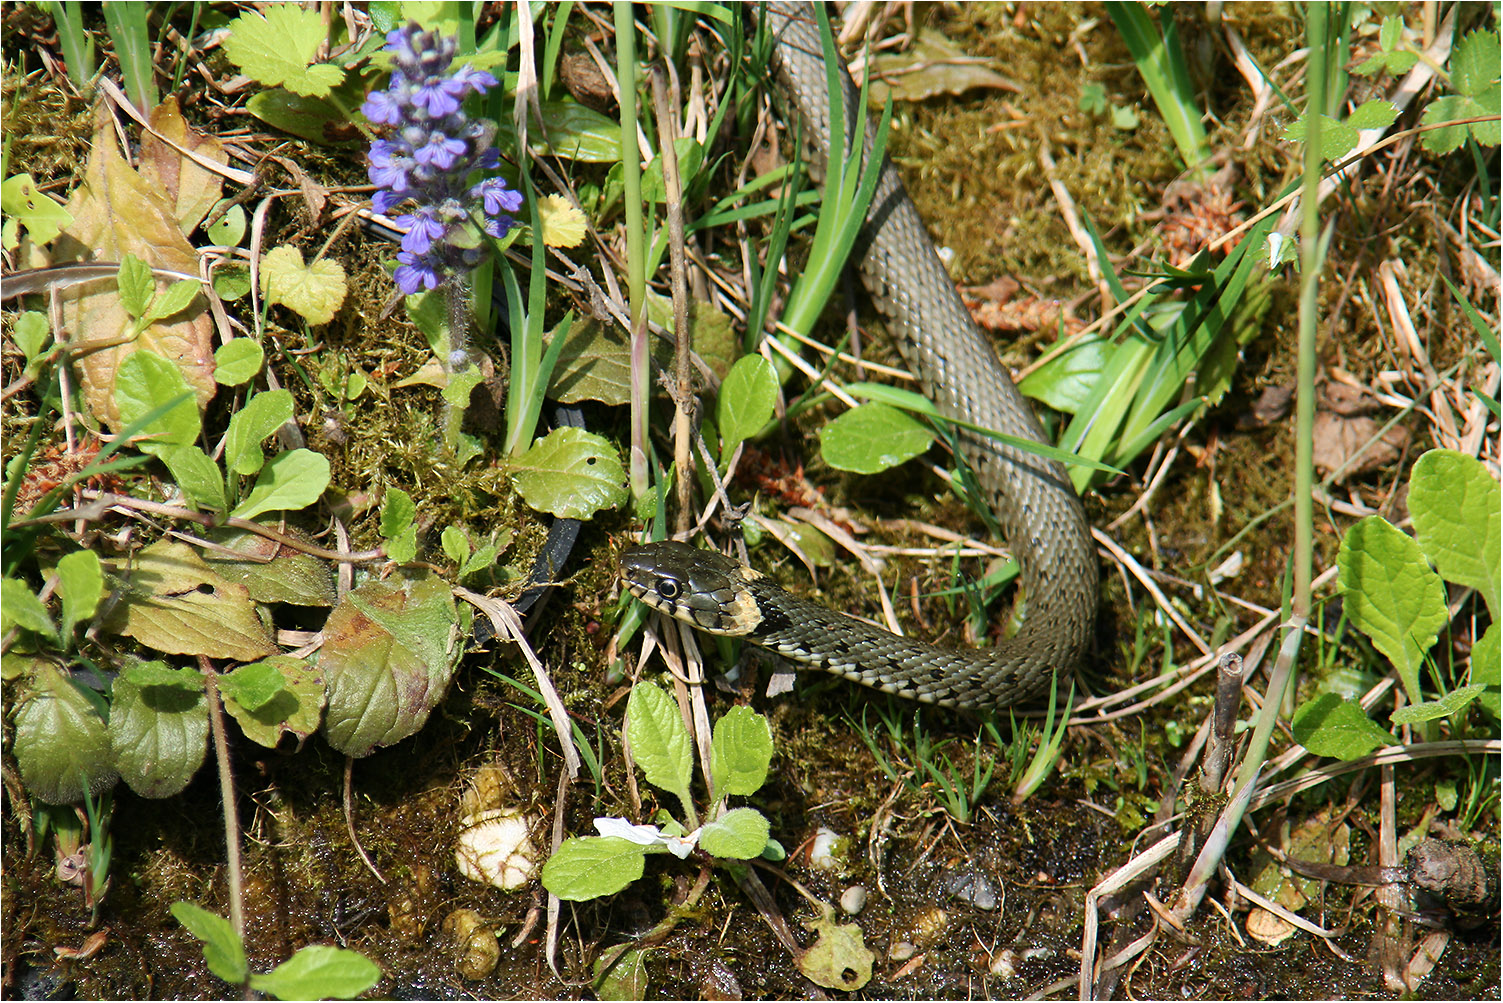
[620,541,762,636]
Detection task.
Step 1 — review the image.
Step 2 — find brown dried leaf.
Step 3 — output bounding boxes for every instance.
[102,541,277,662]
[55,105,216,427]
[863,29,1020,105]
[139,98,228,234]
[1311,412,1410,480]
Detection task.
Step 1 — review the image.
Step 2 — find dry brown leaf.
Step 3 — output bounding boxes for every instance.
[54,103,218,427]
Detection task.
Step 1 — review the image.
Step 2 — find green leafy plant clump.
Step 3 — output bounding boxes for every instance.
[1294,449,1500,759]
[541,682,777,901]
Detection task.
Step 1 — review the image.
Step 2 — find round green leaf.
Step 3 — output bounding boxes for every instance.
[818,402,932,474]
[14,664,118,803]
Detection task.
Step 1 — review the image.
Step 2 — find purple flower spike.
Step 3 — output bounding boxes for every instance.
[364,22,523,292]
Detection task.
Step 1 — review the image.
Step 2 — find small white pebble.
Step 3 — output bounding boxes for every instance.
[889,941,916,962]
[808,826,846,871]
[840,885,868,915]
[990,948,1018,978]
[455,808,539,891]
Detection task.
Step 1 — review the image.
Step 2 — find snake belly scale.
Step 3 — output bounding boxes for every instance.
[621,2,1097,711]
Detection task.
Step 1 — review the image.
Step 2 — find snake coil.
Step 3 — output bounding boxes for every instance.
[622,2,1096,710]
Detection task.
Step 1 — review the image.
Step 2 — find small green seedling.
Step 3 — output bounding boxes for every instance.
[1295,449,1500,759]
[171,901,380,1001]
[541,682,777,901]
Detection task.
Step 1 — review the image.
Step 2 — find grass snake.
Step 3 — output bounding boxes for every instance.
[622,2,1097,710]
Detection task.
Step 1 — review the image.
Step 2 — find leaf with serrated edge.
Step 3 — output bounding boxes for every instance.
[1337,516,1448,704]
[14,664,118,803]
[202,526,336,607]
[213,339,264,386]
[710,705,773,796]
[699,807,771,860]
[258,245,346,325]
[626,682,694,807]
[58,104,216,427]
[320,572,458,757]
[224,5,345,97]
[58,550,103,643]
[222,655,326,748]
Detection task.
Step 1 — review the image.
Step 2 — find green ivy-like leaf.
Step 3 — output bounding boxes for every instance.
[224,5,345,97]
[117,253,155,319]
[540,836,648,900]
[1291,693,1395,760]
[1337,515,1448,703]
[710,705,773,797]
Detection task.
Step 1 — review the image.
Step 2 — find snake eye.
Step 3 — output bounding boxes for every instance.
[656,579,681,601]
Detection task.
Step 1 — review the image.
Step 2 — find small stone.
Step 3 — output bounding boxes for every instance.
[989,948,1018,978]
[889,941,917,962]
[455,808,539,891]
[808,826,847,872]
[840,885,868,915]
[944,871,999,911]
[440,908,501,981]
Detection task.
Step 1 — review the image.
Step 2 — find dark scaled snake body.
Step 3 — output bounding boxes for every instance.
[622,1,1097,710]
